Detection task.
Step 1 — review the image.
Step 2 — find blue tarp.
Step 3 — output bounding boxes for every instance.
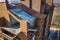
[9,6,36,25]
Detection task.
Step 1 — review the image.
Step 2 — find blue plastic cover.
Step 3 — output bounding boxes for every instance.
[9,6,36,25]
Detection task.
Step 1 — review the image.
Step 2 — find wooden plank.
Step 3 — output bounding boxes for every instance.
[20,0,30,7]
[40,0,46,14]
[40,20,45,40]
[43,0,53,40]
[16,32,31,40]
[1,33,13,40]
[0,17,4,26]
[20,21,28,36]
[1,27,21,35]
[17,22,30,40]
[35,20,45,40]
[32,0,41,13]
[35,30,40,40]
[0,2,11,26]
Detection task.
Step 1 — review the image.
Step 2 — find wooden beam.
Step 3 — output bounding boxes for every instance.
[40,0,46,14]
[43,0,53,40]
[20,20,28,35]
[0,2,11,26]
[1,33,13,40]
[0,17,4,26]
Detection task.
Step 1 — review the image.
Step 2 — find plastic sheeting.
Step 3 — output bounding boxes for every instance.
[9,6,36,25]
[8,0,20,3]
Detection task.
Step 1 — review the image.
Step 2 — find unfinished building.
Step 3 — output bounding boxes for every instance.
[0,0,54,40]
